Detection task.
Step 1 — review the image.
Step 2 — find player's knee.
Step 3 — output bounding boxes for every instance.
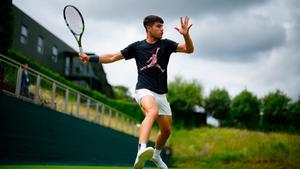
[150,111,159,120]
[146,109,158,120]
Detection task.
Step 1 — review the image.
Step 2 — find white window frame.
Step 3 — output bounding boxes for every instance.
[20,24,28,44]
[65,57,70,75]
[51,46,58,63]
[37,36,44,54]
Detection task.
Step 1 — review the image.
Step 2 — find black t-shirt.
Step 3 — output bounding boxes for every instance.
[121,39,178,94]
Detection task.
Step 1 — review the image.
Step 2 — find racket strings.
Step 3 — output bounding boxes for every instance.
[65,7,84,35]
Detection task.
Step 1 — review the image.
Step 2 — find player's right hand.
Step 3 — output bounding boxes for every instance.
[79,53,90,63]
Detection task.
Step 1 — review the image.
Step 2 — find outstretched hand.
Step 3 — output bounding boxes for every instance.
[79,53,89,63]
[175,16,192,36]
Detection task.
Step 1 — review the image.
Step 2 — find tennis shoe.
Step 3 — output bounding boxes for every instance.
[151,155,168,169]
[134,147,154,169]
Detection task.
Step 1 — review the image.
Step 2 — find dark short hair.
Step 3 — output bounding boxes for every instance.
[143,15,164,31]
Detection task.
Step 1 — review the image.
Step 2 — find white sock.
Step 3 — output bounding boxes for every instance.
[153,148,161,158]
[138,143,147,151]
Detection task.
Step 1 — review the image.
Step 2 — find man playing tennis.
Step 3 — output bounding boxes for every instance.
[80,15,193,169]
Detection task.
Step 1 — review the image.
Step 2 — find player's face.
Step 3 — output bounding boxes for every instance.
[149,22,164,39]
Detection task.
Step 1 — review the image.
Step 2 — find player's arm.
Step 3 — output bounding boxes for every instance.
[80,52,125,64]
[175,16,194,53]
[176,34,194,53]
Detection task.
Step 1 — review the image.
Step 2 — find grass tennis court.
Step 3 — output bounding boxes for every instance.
[0,166,190,169]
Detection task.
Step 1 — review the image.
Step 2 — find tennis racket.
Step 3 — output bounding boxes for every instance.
[63,5,85,55]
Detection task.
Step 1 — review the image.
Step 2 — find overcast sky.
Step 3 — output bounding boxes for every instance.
[13,0,300,100]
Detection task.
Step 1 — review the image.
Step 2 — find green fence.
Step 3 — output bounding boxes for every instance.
[0,93,155,166]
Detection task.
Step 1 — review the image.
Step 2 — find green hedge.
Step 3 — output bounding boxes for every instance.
[8,49,143,121]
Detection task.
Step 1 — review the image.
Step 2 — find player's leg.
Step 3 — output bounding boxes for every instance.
[155,115,172,149]
[134,95,158,169]
[139,95,159,145]
[151,93,172,169]
[151,115,171,169]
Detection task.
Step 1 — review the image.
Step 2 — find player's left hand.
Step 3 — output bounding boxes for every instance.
[175,16,192,36]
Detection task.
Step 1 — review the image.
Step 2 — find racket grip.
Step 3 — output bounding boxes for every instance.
[79,47,83,55]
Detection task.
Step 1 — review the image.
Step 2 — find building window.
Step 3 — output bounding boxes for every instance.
[20,25,28,44]
[51,46,58,63]
[86,64,89,74]
[65,57,70,75]
[76,65,82,74]
[75,63,83,74]
[37,36,44,54]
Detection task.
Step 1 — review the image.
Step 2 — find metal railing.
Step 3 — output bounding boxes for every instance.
[0,53,144,138]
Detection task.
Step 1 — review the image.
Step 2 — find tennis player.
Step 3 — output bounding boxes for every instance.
[80,15,194,169]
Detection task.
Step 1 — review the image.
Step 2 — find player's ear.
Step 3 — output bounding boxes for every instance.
[146,25,151,32]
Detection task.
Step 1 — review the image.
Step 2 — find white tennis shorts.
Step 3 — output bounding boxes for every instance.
[134,89,172,116]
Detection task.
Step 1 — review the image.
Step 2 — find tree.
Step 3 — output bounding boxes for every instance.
[0,0,13,88]
[287,97,300,127]
[168,76,203,113]
[0,0,13,55]
[113,85,133,102]
[167,76,203,128]
[205,88,231,120]
[230,90,260,123]
[261,90,290,124]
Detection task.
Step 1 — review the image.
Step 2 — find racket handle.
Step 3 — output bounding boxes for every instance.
[79,47,87,63]
[79,47,83,55]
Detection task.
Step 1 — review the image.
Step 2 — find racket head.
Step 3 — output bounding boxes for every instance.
[63,5,85,37]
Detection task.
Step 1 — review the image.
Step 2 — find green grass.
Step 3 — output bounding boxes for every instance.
[0,166,139,169]
[0,166,141,169]
[168,127,300,169]
[0,166,190,169]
